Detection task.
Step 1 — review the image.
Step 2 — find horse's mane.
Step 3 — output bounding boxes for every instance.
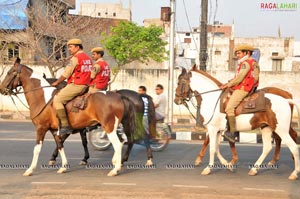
[190,65,222,87]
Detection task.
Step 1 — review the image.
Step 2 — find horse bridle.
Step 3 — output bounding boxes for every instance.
[176,73,223,125]
[2,64,53,119]
[2,63,24,95]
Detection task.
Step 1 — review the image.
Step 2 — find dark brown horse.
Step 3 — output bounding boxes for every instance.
[0,58,136,176]
[48,89,157,167]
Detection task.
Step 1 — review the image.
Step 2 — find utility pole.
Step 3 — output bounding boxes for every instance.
[167,0,175,125]
[199,0,208,71]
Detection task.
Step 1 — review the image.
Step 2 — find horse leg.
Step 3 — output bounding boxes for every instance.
[289,127,298,160]
[79,129,89,165]
[49,133,70,166]
[268,132,281,166]
[144,134,153,166]
[50,134,69,174]
[107,117,123,177]
[195,135,209,166]
[215,131,233,171]
[248,127,273,176]
[228,141,238,166]
[201,129,218,175]
[23,128,46,176]
[279,131,300,180]
[122,142,133,165]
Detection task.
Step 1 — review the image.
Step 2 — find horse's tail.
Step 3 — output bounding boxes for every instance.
[146,95,157,138]
[287,99,300,134]
[121,96,136,141]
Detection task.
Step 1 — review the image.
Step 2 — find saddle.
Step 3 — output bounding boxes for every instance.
[220,89,266,116]
[69,92,91,112]
[44,77,92,112]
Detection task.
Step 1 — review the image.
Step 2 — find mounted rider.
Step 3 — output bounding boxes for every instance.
[220,44,260,143]
[52,38,93,135]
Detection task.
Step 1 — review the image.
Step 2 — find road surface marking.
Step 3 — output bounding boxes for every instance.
[243,187,285,192]
[173,184,209,188]
[31,182,67,185]
[103,182,136,186]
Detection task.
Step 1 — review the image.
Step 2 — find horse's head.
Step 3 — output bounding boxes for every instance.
[174,67,193,105]
[0,58,29,95]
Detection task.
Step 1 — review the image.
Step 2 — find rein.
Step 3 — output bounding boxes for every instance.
[182,88,224,126]
[3,63,55,120]
[12,85,53,95]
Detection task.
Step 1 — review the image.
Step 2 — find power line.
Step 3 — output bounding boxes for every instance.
[208,0,218,73]
[182,0,199,53]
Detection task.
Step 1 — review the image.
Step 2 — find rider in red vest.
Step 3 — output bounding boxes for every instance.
[52,39,92,135]
[220,44,259,143]
[89,47,110,93]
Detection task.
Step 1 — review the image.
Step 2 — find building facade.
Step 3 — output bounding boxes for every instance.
[176,23,299,72]
[78,1,131,21]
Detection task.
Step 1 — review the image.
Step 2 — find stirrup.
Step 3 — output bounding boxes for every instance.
[222,130,236,143]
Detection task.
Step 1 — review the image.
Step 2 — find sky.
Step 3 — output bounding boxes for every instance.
[70,0,300,40]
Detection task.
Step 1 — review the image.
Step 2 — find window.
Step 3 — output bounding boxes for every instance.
[113,12,116,17]
[272,52,279,56]
[8,45,19,60]
[185,33,190,36]
[215,50,221,55]
[184,38,191,43]
[272,59,282,71]
[98,12,101,16]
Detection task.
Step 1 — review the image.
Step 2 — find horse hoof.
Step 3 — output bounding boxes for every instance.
[107,170,118,177]
[248,169,258,176]
[201,167,211,175]
[194,159,202,166]
[57,168,67,174]
[23,170,33,176]
[48,160,56,166]
[145,159,153,166]
[267,161,276,166]
[227,164,235,172]
[288,173,298,180]
[79,161,87,166]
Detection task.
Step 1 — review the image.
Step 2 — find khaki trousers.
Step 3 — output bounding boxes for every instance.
[88,86,105,93]
[53,83,87,110]
[225,89,249,116]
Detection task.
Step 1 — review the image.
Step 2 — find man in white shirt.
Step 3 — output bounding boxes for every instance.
[154,84,167,121]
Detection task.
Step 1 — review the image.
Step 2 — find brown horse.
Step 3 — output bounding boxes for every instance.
[0,58,136,176]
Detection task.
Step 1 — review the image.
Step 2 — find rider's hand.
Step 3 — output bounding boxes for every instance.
[52,81,59,87]
[220,84,228,90]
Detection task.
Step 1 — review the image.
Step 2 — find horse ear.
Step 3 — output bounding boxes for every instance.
[181,67,187,75]
[15,57,21,65]
[191,64,197,71]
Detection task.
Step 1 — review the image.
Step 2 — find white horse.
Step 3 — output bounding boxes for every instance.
[174,66,300,180]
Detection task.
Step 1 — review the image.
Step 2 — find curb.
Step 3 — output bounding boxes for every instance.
[171,130,300,144]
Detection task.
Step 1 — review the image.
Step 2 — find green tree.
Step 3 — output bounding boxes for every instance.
[102,21,168,80]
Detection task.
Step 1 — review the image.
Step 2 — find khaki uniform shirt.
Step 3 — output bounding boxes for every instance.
[90,58,103,79]
[62,50,84,79]
[227,61,251,88]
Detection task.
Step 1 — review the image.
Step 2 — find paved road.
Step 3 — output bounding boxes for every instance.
[0,121,299,199]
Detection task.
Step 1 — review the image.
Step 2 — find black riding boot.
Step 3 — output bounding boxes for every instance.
[57,109,72,135]
[222,116,237,143]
